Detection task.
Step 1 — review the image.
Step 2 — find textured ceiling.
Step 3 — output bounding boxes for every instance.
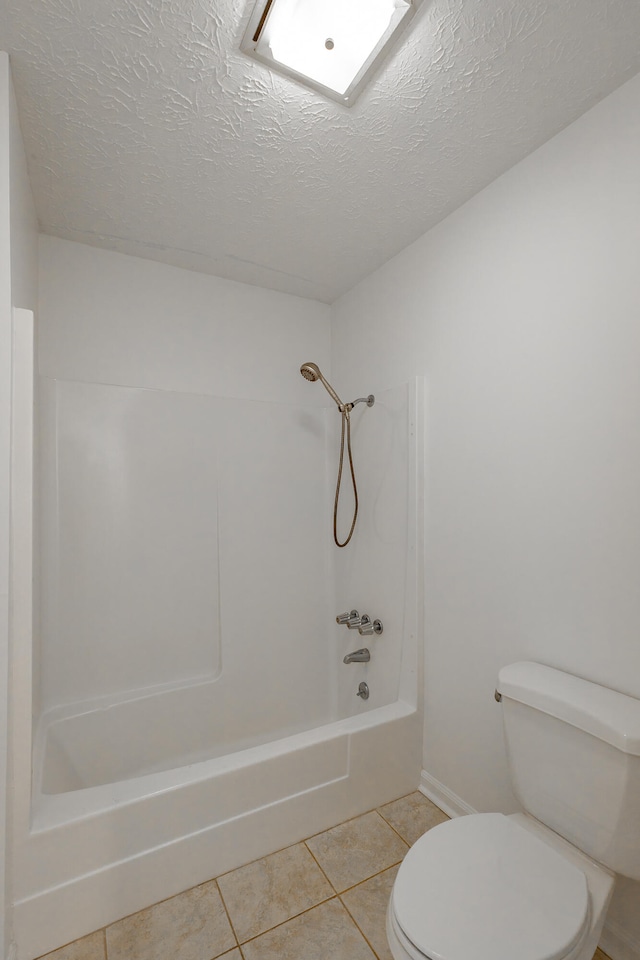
[2,0,640,302]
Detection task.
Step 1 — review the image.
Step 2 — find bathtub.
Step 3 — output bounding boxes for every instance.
[37,676,340,795]
[9,312,424,960]
[17,695,421,960]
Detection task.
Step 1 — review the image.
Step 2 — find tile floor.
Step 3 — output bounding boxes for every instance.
[37,792,611,960]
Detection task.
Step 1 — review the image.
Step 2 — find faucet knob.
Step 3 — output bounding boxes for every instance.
[336,609,359,625]
[357,615,383,637]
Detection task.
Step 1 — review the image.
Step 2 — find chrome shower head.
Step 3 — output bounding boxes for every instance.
[299,362,344,409]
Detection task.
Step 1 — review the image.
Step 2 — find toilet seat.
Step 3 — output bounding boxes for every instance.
[391,813,590,960]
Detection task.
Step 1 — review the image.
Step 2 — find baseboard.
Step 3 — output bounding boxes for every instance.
[419,769,640,960]
[600,918,640,960]
[419,769,477,819]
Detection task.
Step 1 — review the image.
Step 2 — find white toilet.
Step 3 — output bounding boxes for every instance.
[387,661,640,960]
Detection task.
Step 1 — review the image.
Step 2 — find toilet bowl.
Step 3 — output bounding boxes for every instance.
[387,662,640,960]
[387,811,614,960]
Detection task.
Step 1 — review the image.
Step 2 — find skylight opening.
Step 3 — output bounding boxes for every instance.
[241,0,423,106]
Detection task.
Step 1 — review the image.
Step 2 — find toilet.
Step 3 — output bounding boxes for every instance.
[387,661,640,960]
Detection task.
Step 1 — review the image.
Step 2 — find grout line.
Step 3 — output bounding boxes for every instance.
[234,894,390,960]
[35,928,109,960]
[101,877,219,932]
[338,859,404,897]
[216,838,301,881]
[338,897,384,960]
[304,816,407,896]
[372,808,413,850]
[214,878,241,948]
[238,896,341,947]
[216,844,335,943]
[301,803,412,893]
[303,840,339,893]
[302,797,411,844]
[303,806,379,842]
[376,795,450,848]
[233,888,337,946]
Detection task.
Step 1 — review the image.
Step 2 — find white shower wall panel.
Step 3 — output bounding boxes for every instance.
[216,396,334,732]
[333,381,414,718]
[38,378,332,731]
[39,379,221,709]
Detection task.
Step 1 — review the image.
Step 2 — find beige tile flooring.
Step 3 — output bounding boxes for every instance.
[38,792,611,960]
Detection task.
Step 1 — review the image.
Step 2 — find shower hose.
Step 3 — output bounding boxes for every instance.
[334,407,358,547]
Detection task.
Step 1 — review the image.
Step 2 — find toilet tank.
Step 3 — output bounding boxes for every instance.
[497,661,640,880]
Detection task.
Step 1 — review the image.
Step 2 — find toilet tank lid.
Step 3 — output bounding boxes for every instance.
[497,661,640,756]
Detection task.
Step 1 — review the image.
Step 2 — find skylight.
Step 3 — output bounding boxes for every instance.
[241,0,423,106]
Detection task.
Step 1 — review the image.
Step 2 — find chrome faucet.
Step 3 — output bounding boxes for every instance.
[343,648,371,664]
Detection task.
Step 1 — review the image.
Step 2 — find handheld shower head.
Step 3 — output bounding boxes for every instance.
[300,362,321,383]
[299,362,344,409]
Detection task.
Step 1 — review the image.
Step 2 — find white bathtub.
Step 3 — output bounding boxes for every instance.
[17,696,421,960]
[38,677,339,794]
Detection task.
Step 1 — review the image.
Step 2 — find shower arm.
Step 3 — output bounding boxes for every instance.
[342,395,375,412]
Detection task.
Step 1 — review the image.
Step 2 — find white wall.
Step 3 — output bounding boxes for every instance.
[38,237,330,405]
[332,70,640,957]
[0,50,38,960]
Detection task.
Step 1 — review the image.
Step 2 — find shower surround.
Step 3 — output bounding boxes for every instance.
[9,239,424,960]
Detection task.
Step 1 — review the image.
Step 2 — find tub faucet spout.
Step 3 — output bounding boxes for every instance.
[343,648,371,664]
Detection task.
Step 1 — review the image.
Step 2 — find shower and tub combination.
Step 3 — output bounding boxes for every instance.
[9,311,424,960]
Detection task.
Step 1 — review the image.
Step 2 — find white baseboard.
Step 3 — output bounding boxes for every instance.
[419,769,477,819]
[419,770,640,960]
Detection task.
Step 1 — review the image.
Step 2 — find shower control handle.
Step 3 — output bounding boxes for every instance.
[357,615,383,637]
[336,610,360,627]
